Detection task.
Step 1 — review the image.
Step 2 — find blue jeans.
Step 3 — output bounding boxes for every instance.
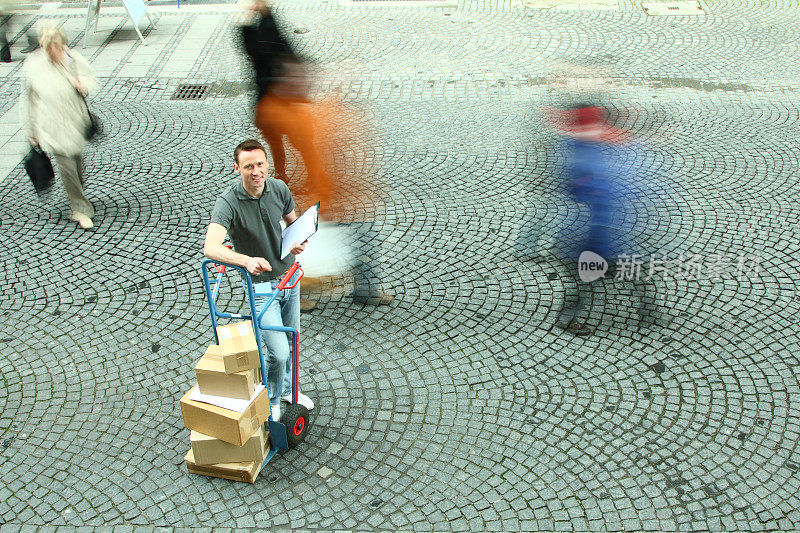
[254,270,300,406]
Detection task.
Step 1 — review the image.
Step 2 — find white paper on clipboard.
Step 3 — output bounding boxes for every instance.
[281,202,319,259]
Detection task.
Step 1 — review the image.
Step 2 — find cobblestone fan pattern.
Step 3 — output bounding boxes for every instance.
[1,0,800,530]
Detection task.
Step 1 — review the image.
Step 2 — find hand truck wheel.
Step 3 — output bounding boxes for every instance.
[280,403,311,448]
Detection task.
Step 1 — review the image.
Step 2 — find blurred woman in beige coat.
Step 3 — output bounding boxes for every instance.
[22,24,98,229]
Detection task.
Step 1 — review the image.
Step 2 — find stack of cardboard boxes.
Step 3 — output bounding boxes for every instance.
[180,321,271,483]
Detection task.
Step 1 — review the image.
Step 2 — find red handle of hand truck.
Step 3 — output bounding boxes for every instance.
[213,245,234,274]
[276,263,304,290]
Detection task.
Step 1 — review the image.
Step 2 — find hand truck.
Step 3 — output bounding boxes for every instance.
[201,259,310,468]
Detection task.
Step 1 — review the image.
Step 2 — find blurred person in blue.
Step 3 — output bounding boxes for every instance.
[549,102,639,336]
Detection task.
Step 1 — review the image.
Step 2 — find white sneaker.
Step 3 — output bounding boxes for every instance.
[281,392,315,411]
[270,403,281,421]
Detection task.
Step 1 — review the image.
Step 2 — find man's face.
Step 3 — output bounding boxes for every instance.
[234,149,269,192]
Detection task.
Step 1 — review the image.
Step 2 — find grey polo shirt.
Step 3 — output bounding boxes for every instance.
[210,178,296,282]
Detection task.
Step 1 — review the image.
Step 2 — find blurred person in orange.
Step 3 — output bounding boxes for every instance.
[306,96,393,305]
[239,0,331,203]
[238,1,391,305]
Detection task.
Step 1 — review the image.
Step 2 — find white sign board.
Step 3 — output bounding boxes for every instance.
[84,0,157,47]
[122,0,148,25]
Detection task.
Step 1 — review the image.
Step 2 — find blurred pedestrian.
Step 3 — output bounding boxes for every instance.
[239,0,334,311]
[0,0,19,62]
[0,0,38,61]
[239,0,330,196]
[22,24,99,229]
[20,20,39,53]
[311,96,393,305]
[550,103,628,336]
[238,0,392,306]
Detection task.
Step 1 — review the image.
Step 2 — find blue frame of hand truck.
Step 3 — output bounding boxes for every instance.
[201,259,305,468]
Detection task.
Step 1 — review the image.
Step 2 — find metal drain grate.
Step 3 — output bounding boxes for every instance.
[171,84,210,100]
[642,1,705,15]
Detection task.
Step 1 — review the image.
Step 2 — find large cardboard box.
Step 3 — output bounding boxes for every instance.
[190,426,267,466]
[212,322,260,374]
[195,354,258,400]
[185,448,266,484]
[180,385,269,446]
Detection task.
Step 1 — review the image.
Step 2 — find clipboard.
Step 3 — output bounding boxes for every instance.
[280,202,319,259]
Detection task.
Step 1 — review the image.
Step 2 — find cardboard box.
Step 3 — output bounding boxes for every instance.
[185,448,266,484]
[195,354,258,400]
[180,385,269,446]
[203,345,263,383]
[212,322,261,374]
[190,426,267,466]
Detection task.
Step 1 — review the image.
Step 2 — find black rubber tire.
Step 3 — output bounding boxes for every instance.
[280,403,311,448]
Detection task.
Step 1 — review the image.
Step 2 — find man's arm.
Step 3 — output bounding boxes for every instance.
[203,222,272,275]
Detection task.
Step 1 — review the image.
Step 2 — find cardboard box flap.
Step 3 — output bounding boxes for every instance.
[195,355,226,374]
[195,354,259,400]
[216,321,257,347]
[204,344,223,358]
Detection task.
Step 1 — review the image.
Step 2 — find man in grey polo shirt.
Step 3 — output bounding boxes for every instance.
[204,139,315,422]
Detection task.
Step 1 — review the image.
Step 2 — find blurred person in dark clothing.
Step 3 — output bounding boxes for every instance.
[0,0,18,62]
[0,1,40,62]
[239,0,330,198]
[239,0,331,312]
[238,3,392,306]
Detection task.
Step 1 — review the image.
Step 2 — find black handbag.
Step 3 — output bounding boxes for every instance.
[80,94,101,141]
[24,146,55,195]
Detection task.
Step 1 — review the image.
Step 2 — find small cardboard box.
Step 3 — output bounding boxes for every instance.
[213,322,261,374]
[190,426,267,466]
[180,385,269,446]
[185,448,266,484]
[195,354,258,401]
[204,345,262,383]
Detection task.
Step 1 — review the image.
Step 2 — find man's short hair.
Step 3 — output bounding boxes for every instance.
[234,139,267,164]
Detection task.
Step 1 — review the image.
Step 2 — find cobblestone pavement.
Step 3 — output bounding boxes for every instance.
[1,0,800,530]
